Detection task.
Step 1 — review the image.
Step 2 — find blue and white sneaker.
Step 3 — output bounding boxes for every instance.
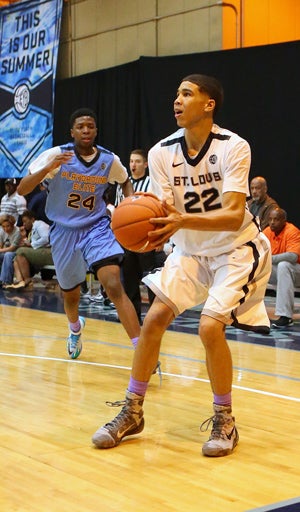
[67,316,85,359]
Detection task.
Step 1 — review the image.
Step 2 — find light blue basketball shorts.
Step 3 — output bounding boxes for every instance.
[50,216,124,290]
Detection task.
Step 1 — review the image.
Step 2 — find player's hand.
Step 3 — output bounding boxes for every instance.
[43,151,74,178]
[148,202,183,247]
[47,150,74,171]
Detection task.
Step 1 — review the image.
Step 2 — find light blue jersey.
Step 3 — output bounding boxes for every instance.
[28,143,128,289]
[44,143,118,228]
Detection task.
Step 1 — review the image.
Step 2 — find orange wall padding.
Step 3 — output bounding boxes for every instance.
[222,0,300,49]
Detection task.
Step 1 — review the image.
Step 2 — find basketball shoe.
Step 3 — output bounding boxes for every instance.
[92,391,144,448]
[200,404,239,457]
[67,316,85,359]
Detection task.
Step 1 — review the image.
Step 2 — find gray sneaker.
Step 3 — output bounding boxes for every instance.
[200,404,239,457]
[92,391,144,448]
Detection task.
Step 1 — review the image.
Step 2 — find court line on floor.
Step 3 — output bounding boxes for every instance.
[2,332,300,383]
[1,351,300,403]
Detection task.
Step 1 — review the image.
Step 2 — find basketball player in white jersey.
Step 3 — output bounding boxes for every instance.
[92,75,271,457]
[17,108,141,360]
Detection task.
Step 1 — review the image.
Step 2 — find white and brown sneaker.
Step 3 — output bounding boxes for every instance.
[92,391,144,448]
[200,404,239,457]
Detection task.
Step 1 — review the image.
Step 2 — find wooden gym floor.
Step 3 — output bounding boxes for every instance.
[0,283,300,512]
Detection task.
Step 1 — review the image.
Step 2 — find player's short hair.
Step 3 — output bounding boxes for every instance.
[181,74,224,115]
[69,108,97,128]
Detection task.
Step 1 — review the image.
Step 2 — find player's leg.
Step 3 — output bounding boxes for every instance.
[63,285,81,322]
[200,316,232,396]
[92,298,174,448]
[199,315,238,457]
[62,284,85,359]
[199,233,271,456]
[96,263,140,340]
[92,249,207,449]
[84,218,141,341]
[50,224,87,359]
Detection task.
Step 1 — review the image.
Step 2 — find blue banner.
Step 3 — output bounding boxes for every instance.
[0,0,63,178]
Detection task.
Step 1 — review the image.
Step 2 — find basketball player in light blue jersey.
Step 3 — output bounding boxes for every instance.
[92,75,272,457]
[18,108,141,360]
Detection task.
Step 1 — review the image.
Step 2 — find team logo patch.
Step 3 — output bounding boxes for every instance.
[101,163,107,170]
[209,154,217,164]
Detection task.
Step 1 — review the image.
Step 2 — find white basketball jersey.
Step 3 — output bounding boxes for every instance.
[148,124,258,257]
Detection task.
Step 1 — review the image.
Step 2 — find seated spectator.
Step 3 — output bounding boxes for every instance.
[263,207,300,328]
[0,214,23,287]
[248,176,278,230]
[6,209,53,290]
[0,178,27,225]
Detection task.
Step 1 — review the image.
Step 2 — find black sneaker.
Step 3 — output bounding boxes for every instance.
[271,316,293,328]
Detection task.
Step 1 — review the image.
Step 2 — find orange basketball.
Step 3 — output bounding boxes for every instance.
[111,192,166,252]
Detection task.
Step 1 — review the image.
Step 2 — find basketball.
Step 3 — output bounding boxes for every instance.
[111,192,166,252]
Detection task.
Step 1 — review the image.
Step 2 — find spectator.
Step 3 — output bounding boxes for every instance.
[263,207,300,328]
[0,178,27,225]
[0,214,23,288]
[6,209,53,290]
[121,149,167,323]
[248,176,278,230]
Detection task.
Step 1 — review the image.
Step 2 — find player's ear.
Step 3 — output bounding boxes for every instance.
[70,128,74,139]
[204,99,215,112]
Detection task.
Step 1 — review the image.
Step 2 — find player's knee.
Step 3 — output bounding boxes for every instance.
[143,301,173,333]
[199,315,225,346]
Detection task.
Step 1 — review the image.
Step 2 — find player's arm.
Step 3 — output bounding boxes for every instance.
[109,155,134,197]
[148,191,246,247]
[17,147,73,196]
[121,177,134,197]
